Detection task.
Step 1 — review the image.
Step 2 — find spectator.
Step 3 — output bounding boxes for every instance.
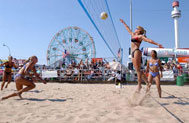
[42,64,46,70]
[170,63,175,70]
[59,70,65,81]
[64,66,73,80]
[79,60,85,80]
[71,60,76,68]
[186,61,189,75]
[85,58,89,69]
[36,66,41,75]
[87,70,95,80]
[185,61,189,70]
[107,70,116,81]
[72,66,79,80]
[79,60,84,69]
[176,62,183,75]
[62,62,66,69]
[173,63,178,76]
[163,63,168,71]
[115,71,122,88]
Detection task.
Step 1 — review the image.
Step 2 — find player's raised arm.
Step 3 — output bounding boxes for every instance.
[120,19,133,36]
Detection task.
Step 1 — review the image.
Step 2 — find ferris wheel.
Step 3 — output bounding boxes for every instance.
[47,26,96,67]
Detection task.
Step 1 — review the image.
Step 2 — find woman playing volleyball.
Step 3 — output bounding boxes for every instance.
[0,56,18,90]
[120,19,163,92]
[1,56,46,100]
[146,50,163,98]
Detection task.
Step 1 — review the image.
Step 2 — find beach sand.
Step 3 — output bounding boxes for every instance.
[0,82,189,123]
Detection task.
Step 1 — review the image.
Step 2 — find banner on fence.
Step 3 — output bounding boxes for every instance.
[92,58,103,64]
[161,70,175,81]
[178,57,189,63]
[42,70,58,78]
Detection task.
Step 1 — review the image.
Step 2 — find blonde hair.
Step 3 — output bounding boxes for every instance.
[24,56,38,64]
[137,26,146,37]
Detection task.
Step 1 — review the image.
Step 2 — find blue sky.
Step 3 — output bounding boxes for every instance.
[0,0,189,65]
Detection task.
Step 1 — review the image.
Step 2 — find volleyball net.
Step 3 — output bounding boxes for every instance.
[78,0,122,61]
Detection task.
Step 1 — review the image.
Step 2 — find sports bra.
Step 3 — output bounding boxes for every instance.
[131,37,141,44]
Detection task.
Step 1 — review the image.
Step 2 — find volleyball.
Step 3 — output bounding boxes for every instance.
[100,12,108,20]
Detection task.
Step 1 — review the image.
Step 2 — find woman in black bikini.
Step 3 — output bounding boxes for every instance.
[120,19,163,92]
[0,56,18,90]
[1,56,46,100]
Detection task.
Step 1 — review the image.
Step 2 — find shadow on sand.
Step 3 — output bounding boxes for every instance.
[162,95,177,99]
[26,90,45,93]
[173,100,189,105]
[162,95,189,106]
[16,98,73,102]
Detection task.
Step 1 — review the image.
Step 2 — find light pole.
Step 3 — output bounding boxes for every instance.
[3,44,11,56]
[129,0,133,58]
[130,0,133,33]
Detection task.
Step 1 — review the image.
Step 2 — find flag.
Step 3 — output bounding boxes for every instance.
[62,50,69,58]
[117,48,121,58]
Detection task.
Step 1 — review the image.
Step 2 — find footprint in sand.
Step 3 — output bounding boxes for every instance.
[79,114,91,118]
[128,90,151,106]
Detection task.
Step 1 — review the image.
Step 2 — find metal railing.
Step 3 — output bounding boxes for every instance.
[1,68,188,82]
[42,68,127,82]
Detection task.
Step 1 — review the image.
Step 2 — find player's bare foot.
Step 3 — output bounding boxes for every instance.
[5,85,8,88]
[1,97,8,101]
[146,86,150,93]
[16,93,23,100]
[135,86,142,93]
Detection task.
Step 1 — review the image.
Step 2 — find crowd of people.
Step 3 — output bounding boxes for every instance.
[163,60,189,76]
[54,59,123,81]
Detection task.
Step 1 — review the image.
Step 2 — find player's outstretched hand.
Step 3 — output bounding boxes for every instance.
[158,44,163,48]
[120,19,125,24]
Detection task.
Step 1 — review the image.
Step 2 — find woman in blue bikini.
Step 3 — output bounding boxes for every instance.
[146,50,163,98]
[1,56,46,100]
[120,19,163,92]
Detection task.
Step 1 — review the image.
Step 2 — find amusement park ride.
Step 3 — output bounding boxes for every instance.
[47,26,96,68]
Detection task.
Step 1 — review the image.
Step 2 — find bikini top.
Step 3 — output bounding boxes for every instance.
[131,37,141,44]
[23,64,32,72]
[149,61,159,67]
[5,62,13,68]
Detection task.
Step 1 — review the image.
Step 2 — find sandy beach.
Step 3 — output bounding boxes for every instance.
[0,82,189,123]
